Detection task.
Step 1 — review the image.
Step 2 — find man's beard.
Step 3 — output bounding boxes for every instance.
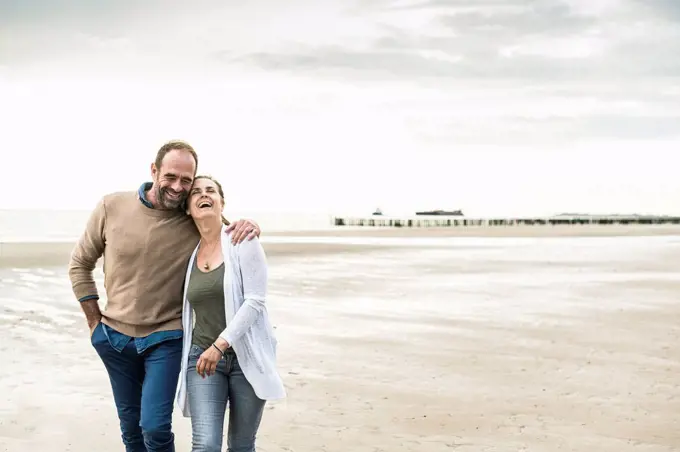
[157,186,186,210]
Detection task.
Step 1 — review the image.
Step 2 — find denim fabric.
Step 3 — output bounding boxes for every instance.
[187,344,266,452]
[102,323,183,354]
[137,181,154,208]
[91,323,183,452]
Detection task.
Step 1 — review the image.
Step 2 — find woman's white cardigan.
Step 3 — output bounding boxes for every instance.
[175,227,286,417]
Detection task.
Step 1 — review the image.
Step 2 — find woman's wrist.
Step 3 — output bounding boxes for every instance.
[214,337,230,352]
[212,343,225,355]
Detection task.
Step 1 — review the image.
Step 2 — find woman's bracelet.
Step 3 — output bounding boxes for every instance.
[212,343,225,356]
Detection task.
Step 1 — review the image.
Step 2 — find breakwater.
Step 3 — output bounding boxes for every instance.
[332,215,680,228]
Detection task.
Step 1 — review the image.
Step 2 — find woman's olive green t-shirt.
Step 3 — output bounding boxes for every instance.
[186,258,227,351]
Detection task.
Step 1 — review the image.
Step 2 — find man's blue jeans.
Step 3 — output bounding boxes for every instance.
[187,344,266,452]
[91,323,182,452]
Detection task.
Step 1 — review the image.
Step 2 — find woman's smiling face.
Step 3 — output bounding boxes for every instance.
[188,177,223,219]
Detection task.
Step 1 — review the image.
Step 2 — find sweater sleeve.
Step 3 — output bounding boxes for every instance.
[68,197,107,302]
[219,237,268,346]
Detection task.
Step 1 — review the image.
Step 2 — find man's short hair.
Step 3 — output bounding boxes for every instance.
[154,140,198,175]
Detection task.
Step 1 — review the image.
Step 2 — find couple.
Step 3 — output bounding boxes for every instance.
[68,141,285,452]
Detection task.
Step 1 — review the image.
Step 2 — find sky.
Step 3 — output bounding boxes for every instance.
[1,0,679,217]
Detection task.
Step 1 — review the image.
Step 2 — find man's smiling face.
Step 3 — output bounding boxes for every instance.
[151,148,196,210]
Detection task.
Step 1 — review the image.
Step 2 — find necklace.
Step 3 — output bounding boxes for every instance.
[200,240,220,271]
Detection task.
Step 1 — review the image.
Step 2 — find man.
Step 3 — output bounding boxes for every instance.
[68,140,260,452]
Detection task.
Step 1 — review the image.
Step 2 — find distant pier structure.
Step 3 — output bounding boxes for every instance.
[332,215,680,228]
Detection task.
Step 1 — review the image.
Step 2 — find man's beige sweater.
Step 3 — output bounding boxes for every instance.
[68,191,199,337]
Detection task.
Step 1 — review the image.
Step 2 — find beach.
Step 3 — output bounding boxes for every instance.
[1,227,679,451]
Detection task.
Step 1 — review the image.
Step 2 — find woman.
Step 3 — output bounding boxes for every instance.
[174,175,286,452]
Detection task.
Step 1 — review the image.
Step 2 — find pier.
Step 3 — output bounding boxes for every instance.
[332,215,680,228]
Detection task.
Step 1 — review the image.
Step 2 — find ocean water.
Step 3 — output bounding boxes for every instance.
[0,209,334,241]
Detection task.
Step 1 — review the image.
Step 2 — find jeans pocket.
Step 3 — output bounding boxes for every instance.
[188,345,204,361]
[90,322,102,346]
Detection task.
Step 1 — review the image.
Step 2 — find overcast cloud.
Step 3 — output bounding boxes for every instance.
[1,0,678,214]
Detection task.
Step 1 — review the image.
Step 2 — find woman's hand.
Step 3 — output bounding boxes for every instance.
[196,339,230,378]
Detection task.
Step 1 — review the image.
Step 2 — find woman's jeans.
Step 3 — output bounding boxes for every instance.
[187,344,266,452]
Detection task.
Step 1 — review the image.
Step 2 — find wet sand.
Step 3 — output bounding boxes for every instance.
[3,224,680,268]
[1,235,679,451]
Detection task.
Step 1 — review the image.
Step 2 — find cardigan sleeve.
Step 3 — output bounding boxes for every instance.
[219,237,268,346]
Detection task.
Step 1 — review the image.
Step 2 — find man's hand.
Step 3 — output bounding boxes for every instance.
[89,318,101,337]
[225,219,260,244]
[81,298,103,338]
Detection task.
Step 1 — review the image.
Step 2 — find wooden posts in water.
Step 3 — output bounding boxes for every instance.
[332,215,680,228]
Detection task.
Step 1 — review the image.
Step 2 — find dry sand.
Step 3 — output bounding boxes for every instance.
[1,231,679,451]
